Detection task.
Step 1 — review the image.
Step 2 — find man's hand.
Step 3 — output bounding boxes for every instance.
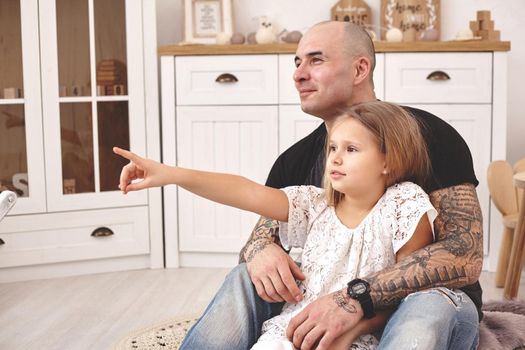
[286,288,363,350]
[247,241,305,303]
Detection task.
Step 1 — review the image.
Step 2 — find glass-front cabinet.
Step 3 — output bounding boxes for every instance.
[0,0,161,280]
[0,0,45,215]
[39,0,147,211]
[1,0,147,214]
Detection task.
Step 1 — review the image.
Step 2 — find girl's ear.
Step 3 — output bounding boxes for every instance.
[382,162,389,175]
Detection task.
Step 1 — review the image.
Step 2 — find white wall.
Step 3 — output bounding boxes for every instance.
[156,0,524,164]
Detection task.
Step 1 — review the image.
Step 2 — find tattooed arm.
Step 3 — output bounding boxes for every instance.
[239,216,306,303]
[366,183,483,309]
[238,216,281,264]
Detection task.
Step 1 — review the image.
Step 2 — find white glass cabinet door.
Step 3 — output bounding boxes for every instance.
[0,0,46,215]
[39,0,147,211]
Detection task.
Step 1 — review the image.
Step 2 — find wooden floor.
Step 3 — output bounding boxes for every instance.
[0,268,523,350]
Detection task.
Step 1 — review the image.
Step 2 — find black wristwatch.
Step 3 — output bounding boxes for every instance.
[347,278,375,319]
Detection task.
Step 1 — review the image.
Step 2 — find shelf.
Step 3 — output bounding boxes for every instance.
[159,40,511,56]
[0,99,24,105]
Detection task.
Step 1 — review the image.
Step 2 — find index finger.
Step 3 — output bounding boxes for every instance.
[113,147,142,164]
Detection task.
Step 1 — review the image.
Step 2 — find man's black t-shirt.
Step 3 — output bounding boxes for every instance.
[264,106,483,320]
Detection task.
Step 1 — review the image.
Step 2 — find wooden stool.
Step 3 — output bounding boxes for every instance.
[504,172,525,299]
[488,161,519,287]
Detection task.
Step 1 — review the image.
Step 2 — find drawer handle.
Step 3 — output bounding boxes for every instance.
[91,227,114,238]
[426,70,451,81]
[0,238,4,245]
[215,73,238,84]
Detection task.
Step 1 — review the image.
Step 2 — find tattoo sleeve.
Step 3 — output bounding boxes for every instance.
[366,184,483,309]
[238,215,282,263]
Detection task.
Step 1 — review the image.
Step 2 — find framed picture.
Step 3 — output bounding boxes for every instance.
[380,0,440,41]
[184,0,233,44]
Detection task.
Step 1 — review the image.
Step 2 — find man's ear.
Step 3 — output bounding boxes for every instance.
[353,56,371,85]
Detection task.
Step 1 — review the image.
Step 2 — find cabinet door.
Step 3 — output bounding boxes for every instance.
[0,0,46,215]
[177,106,278,252]
[409,104,491,256]
[39,0,147,211]
[279,105,323,153]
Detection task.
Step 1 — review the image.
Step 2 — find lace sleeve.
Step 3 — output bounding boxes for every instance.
[382,182,438,254]
[279,186,326,249]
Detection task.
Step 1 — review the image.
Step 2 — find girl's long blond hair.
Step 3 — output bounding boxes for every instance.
[324,101,431,207]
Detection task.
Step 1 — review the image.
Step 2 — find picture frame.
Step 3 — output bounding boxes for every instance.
[184,0,233,44]
[380,0,440,41]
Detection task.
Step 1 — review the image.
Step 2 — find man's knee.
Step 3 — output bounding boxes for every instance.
[378,288,479,349]
[401,288,478,323]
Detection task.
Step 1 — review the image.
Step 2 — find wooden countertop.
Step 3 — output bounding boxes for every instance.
[159,40,510,56]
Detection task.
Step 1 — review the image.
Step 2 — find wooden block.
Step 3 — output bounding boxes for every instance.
[63,179,76,194]
[477,29,500,41]
[477,10,491,21]
[478,29,490,40]
[469,21,480,32]
[480,20,495,30]
[113,84,126,95]
[3,87,21,99]
[488,30,500,41]
[59,86,67,97]
[71,86,83,96]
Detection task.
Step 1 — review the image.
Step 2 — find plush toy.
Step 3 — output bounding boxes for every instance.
[255,16,277,44]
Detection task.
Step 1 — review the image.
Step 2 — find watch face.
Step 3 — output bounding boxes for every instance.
[352,282,367,294]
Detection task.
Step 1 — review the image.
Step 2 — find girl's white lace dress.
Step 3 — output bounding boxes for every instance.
[251,182,437,350]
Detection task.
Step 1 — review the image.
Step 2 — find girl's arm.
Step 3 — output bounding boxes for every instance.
[331,214,433,349]
[113,147,290,222]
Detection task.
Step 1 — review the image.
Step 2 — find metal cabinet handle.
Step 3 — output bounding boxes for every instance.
[91,227,114,237]
[0,238,4,245]
[426,70,451,81]
[215,73,238,83]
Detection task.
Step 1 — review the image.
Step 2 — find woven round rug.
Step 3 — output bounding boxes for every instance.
[113,315,199,350]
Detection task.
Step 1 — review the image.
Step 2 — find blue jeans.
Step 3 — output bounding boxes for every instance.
[180,264,479,350]
[378,287,480,350]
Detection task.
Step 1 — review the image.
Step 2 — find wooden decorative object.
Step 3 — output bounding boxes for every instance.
[71,85,83,96]
[96,59,127,96]
[113,84,125,95]
[469,10,500,41]
[63,178,76,194]
[331,0,372,28]
[380,0,440,41]
[59,86,67,97]
[3,87,21,99]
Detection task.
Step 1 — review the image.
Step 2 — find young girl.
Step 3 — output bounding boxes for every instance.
[114,101,437,350]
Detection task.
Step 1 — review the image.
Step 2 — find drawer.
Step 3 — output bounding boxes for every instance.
[385,53,492,103]
[279,53,385,104]
[176,55,278,105]
[0,207,149,268]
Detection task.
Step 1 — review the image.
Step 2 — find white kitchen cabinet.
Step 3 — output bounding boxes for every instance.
[176,106,278,256]
[160,44,508,271]
[383,51,507,270]
[0,0,162,282]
